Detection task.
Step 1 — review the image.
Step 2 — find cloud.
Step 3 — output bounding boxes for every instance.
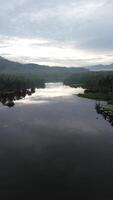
[0,0,113,66]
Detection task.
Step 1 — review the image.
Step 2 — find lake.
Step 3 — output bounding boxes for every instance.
[0,82,113,199]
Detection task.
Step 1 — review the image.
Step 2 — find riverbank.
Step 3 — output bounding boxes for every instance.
[78,92,111,101]
[78,91,113,125]
[95,103,113,126]
[96,103,113,114]
[102,104,113,112]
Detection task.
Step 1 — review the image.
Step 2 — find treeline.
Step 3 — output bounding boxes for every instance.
[0,73,45,91]
[64,71,113,97]
[0,56,89,82]
[84,74,113,94]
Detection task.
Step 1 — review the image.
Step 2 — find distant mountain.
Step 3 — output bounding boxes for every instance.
[0,56,88,82]
[86,63,113,71]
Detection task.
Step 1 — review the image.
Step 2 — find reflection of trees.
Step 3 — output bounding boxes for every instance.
[64,73,113,96]
[0,88,35,107]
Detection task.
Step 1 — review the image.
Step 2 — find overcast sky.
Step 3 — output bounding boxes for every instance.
[0,0,113,67]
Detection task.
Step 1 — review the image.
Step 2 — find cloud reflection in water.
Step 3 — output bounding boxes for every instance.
[16,82,85,105]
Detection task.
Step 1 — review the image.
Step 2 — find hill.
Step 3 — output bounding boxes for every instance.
[0,56,88,82]
[86,63,113,71]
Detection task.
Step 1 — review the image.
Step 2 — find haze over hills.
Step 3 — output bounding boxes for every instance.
[0,56,88,82]
[0,56,113,82]
[85,63,113,71]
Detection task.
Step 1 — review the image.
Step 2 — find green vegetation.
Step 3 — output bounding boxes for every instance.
[0,74,45,91]
[0,73,45,107]
[0,88,36,107]
[101,104,113,112]
[95,102,113,126]
[64,71,113,88]
[64,72,113,124]
[0,56,88,82]
[64,71,113,100]
[78,93,111,101]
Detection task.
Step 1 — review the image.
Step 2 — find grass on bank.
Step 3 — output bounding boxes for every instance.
[101,104,113,112]
[78,92,111,101]
[78,92,113,114]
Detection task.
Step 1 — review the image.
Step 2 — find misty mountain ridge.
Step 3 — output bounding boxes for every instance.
[0,56,88,82]
[0,56,113,81]
[86,63,113,71]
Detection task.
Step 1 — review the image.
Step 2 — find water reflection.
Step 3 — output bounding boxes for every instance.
[0,83,85,107]
[0,88,35,107]
[16,82,85,105]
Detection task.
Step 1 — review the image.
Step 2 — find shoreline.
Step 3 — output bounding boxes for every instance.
[78,92,111,101]
[78,92,113,126]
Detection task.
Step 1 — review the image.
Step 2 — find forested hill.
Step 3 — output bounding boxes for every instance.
[86,63,113,71]
[0,56,88,82]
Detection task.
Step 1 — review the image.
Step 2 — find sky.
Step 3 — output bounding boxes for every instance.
[0,0,113,67]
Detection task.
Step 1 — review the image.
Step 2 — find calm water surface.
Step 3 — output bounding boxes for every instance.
[0,83,113,199]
